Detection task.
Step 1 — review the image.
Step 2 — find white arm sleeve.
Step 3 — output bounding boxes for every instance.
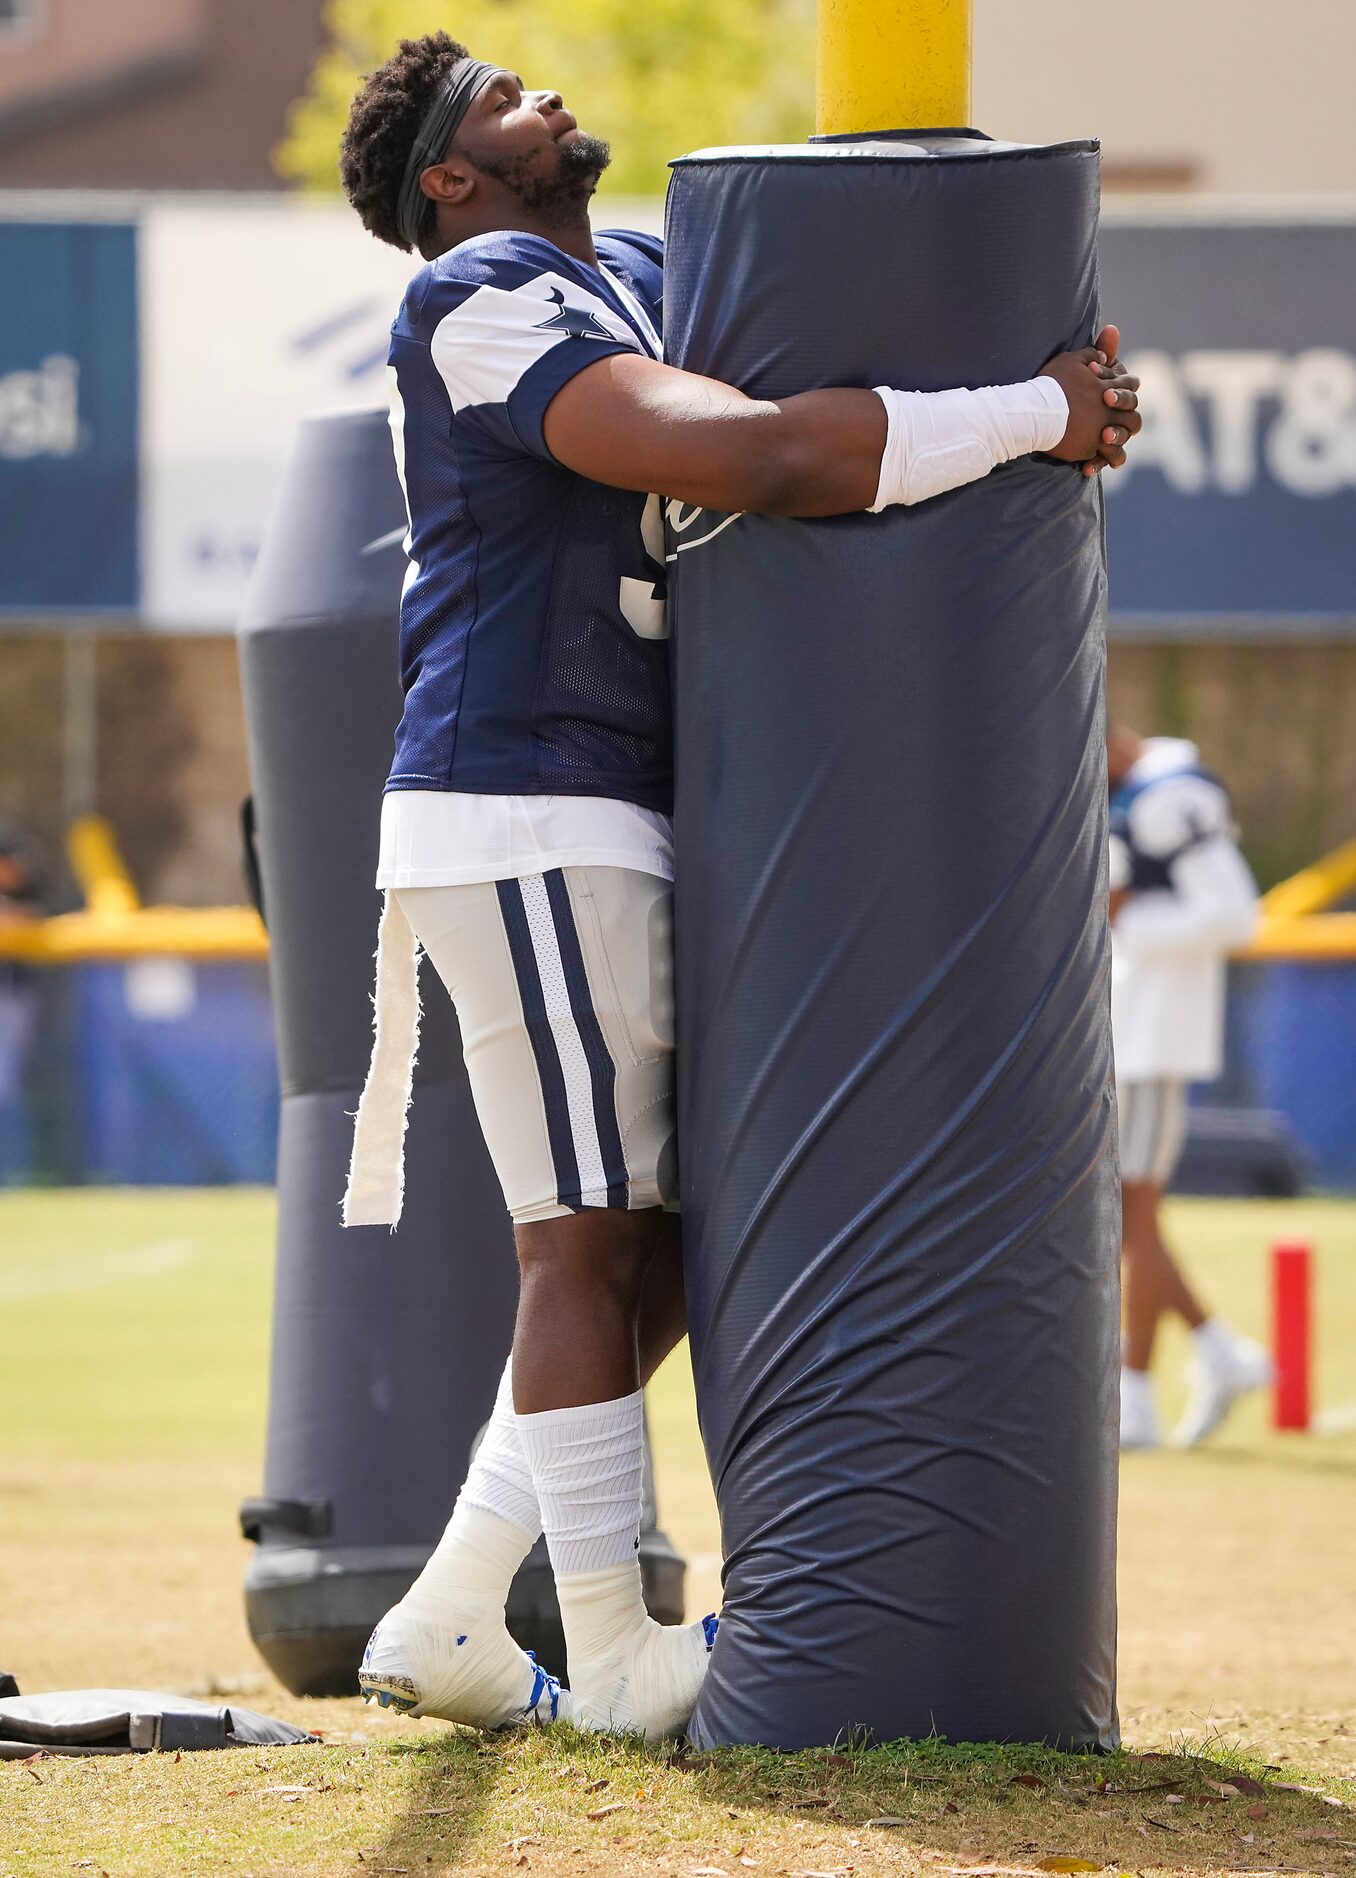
[868,377,1069,511]
[1115,835,1261,960]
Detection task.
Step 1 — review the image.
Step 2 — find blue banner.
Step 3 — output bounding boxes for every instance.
[0,207,1351,632]
[0,221,139,614]
[1099,218,1356,629]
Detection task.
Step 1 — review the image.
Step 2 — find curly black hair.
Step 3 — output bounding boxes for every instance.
[340,32,471,258]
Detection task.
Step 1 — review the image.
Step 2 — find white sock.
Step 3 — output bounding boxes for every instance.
[1119,1365,1161,1448]
[460,1357,541,1537]
[1121,1366,1155,1411]
[516,1391,715,1740]
[515,1389,645,1574]
[1191,1317,1236,1364]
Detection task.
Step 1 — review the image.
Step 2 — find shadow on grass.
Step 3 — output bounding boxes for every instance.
[368,1730,508,1873]
[367,1725,1355,1875]
[676,1736,1355,1873]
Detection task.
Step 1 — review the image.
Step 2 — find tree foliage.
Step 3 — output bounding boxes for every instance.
[277,0,815,200]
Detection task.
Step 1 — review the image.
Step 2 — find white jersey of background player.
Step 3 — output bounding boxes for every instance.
[1107,728,1267,1451]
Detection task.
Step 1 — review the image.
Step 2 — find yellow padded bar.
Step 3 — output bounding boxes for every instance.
[1261,837,1356,922]
[817,0,971,137]
[66,814,140,916]
[1241,913,1356,961]
[0,905,267,963]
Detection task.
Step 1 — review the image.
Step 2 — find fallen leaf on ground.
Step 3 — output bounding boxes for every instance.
[584,1777,610,1793]
[1248,1803,1269,1821]
[943,1868,1054,1877]
[1162,1794,1185,1805]
[943,1801,960,1815]
[414,1807,459,1817]
[788,1797,831,1809]
[866,1818,910,1829]
[586,1802,626,1820]
[1273,1780,1344,1803]
[1228,1774,1268,1797]
[1036,1859,1101,1872]
[1012,1774,1047,1790]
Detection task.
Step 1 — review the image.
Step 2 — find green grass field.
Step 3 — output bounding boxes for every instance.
[1,1189,1353,1877]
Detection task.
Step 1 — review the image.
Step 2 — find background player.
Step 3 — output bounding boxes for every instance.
[1108,725,1270,1450]
[338,31,1142,1738]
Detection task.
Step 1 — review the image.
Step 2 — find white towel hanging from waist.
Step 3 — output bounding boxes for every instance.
[342,891,421,1229]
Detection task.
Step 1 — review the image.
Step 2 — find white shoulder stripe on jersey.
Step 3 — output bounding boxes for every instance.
[430,272,642,415]
[385,364,415,562]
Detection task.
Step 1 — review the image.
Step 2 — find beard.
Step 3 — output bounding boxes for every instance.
[476,131,611,225]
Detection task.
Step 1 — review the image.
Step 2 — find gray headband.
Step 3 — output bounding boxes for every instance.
[396,58,498,251]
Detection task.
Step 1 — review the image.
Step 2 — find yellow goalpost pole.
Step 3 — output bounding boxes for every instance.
[816,0,971,137]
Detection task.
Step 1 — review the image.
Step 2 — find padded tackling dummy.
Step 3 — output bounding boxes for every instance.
[237,409,682,1696]
[664,137,1119,1749]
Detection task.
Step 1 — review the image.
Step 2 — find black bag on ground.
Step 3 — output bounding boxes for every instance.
[0,1687,315,1756]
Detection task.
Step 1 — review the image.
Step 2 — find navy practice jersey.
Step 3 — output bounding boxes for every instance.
[1110,753,1232,895]
[385,228,671,811]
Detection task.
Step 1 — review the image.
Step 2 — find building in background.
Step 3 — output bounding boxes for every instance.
[974,0,1356,195]
[0,0,325,190]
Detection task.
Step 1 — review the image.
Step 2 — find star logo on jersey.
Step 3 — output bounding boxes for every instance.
[534,287,617,342]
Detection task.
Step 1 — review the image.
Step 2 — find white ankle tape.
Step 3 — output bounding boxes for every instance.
[405,1500,535,1616]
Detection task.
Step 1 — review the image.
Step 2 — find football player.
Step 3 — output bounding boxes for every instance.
[339,33,1142,1736]
[1108,725,1267,1450]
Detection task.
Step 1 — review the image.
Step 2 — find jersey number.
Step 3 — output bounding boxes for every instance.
[618,493,668,640]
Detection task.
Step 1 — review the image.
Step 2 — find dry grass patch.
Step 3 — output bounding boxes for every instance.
[4,1727,1354,1878]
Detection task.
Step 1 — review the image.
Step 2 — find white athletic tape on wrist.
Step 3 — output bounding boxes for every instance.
[869,377,1069,511]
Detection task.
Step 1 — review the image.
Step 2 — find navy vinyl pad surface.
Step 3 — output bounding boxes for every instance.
[664,139,1120,1750]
